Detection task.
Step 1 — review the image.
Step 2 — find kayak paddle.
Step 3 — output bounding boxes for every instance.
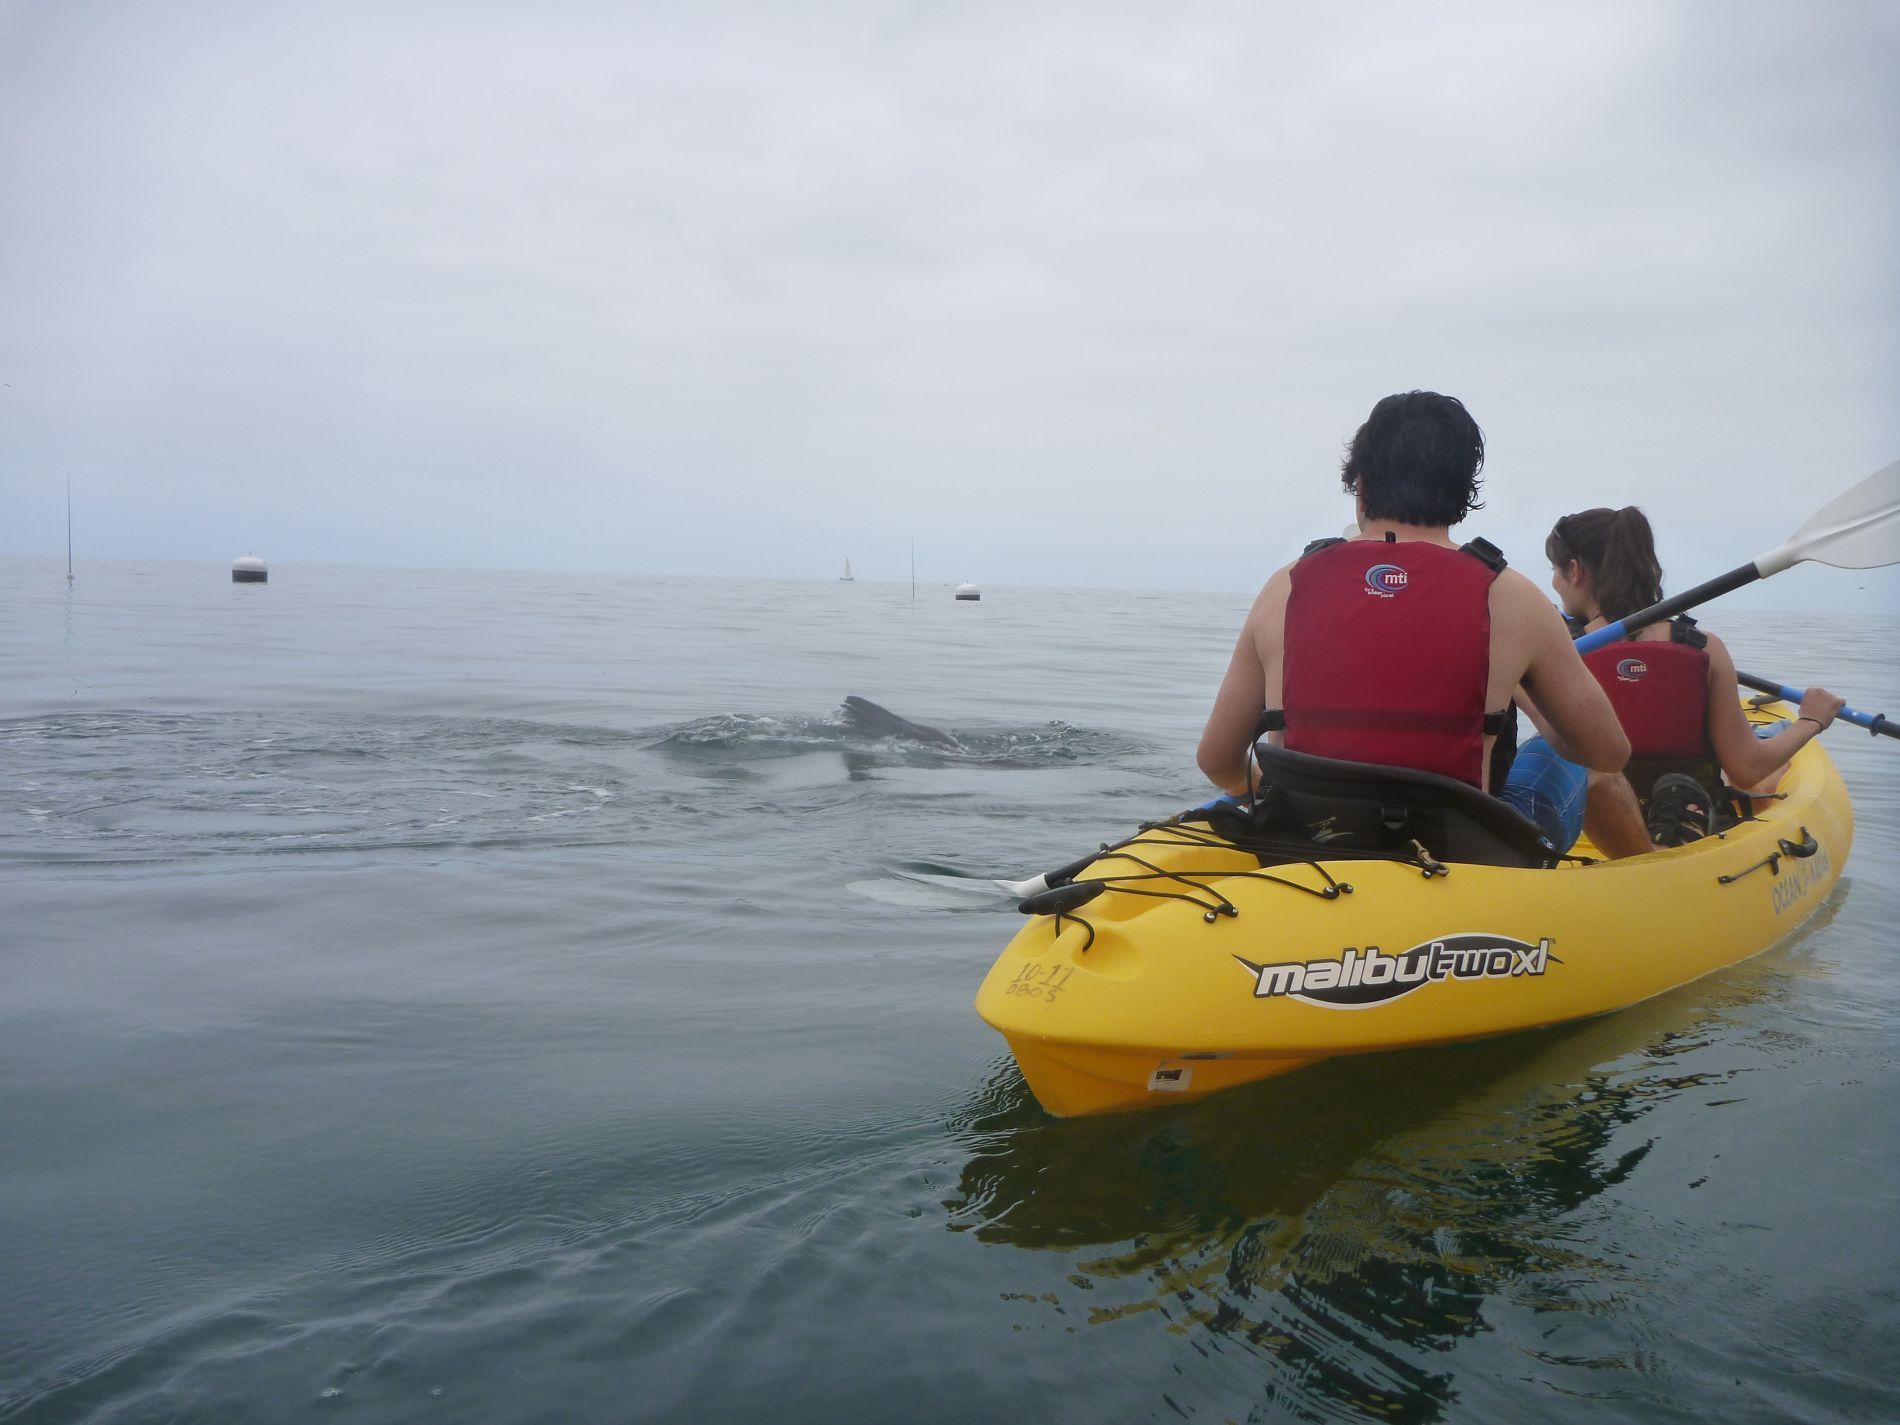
[1736,671,1896,740]
[1575,457,1900,655]
[994,849,1107,901]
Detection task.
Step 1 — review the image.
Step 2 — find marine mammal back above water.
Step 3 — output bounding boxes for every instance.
[841,696,961,748]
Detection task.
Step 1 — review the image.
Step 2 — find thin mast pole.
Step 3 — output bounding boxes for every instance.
[66,474,73,582]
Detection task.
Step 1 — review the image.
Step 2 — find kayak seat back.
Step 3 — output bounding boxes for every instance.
[1242,743,1559,869]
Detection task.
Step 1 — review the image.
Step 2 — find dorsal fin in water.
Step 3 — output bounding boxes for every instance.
[841,695,961,748]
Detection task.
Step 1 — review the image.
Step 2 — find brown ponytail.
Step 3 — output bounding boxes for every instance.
[1546,506,1664,623]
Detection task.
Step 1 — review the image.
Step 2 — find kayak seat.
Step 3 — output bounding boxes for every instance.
[1235,743,1559,870]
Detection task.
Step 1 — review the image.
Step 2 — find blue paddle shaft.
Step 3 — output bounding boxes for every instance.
[1735,671,1896,739]
[1571,621,1626,656]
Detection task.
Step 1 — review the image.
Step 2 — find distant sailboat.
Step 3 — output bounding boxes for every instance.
[840,558,855,582]
[65,475,73,584]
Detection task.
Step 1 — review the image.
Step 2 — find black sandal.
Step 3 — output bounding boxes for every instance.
[1647,773,1714,847]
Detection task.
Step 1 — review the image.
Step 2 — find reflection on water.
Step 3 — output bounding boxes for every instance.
[942,925,1832,1423]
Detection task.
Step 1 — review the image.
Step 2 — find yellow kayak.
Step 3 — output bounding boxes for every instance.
[975,700,1853,1116]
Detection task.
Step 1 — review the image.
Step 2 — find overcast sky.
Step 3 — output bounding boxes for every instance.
[1,0,1895,605]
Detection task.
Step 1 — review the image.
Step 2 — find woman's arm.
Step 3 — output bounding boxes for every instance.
[1703,633,1845,789]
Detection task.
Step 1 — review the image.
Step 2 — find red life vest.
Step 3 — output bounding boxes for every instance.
[1267,538,1510,789]
[1581,618,1711,761]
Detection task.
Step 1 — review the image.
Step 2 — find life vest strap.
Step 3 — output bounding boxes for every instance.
[1669,615,1707,649]
[1258,708,1511,738]
[1458,536,1507,572]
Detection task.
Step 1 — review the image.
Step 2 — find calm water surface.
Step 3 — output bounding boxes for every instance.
[3,558,1896,1423]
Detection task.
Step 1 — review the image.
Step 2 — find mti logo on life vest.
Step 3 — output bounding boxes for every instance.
[1615,657,1648,681]
[1364,563,1408,596]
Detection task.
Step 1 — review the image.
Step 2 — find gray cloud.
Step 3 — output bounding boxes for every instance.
[1,0,1894,603]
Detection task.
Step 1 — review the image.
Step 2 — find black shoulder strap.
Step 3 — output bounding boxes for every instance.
[1266,708,1508,736]
[1561,611,1588,640]
[1458,536,1507,572]
[1669,615,1708,649]
[1300,536,1347,559]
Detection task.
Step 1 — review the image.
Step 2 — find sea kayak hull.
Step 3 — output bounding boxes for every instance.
[975,703,1853,1116]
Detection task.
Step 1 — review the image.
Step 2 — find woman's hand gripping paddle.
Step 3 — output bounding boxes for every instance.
[1735,671,1897,741]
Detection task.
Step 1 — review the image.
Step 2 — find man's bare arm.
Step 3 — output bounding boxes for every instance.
[1509,577,1630,773]
[1197,576,1285,794]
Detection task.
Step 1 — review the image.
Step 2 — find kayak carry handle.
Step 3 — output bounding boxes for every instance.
[1041,849,1109,889]
[1018,880,1108,917]
[1719,826,1819,884]
[1777,829,1819,859]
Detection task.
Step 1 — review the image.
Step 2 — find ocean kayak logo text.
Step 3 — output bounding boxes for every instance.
[1772,842,1832,915]
[1615,657,1648,681]
[1364,563,1409,596]
[1235,933,1555,1009]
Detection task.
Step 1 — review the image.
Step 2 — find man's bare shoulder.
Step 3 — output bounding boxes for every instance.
[1491,563,1548,602]
[1486,566,1571,689]
[1243,562,1296,625]
[1489,565,1562,627]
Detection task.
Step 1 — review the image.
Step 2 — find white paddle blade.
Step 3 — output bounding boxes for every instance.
[1759,457,1900,575]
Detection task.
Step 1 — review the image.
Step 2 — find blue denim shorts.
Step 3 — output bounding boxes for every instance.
[1497,736,1589,852]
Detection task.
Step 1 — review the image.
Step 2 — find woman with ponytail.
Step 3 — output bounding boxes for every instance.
[1543,506,1845,844]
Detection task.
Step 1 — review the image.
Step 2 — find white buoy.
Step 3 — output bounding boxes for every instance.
[232,554,268,583]
[954,581,980,601]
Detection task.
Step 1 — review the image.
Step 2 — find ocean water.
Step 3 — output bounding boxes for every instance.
[2,556,1896,1425]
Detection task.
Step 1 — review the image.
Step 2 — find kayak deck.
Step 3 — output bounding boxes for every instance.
[976,702,1853,1116]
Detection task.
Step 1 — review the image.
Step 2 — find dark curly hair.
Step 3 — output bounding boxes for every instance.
[1340,391,1486,527]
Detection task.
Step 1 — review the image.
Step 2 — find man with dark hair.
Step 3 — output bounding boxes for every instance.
[1197,391,1630,853]
[1340,390,1488,527]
